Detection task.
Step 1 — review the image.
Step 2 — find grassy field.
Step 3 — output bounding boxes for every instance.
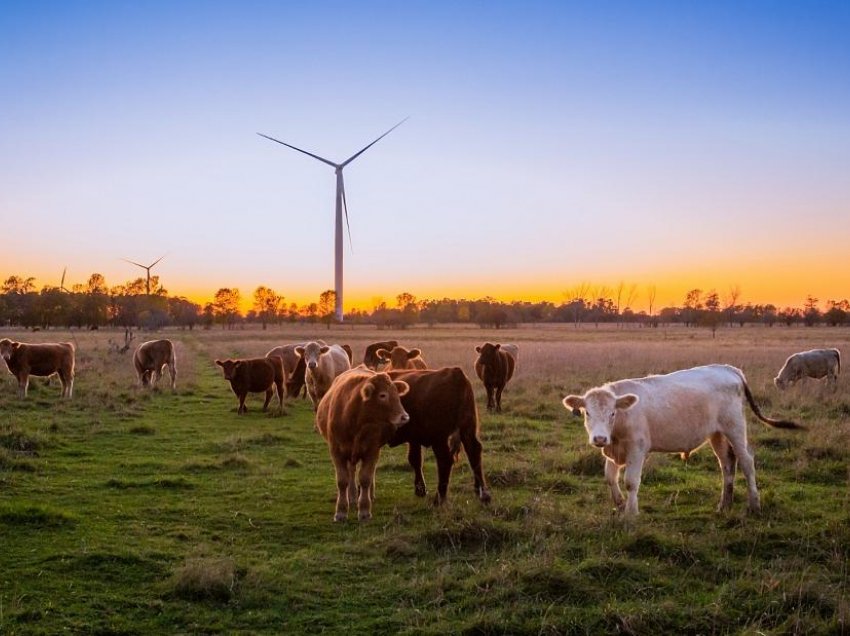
[1,324,848,634]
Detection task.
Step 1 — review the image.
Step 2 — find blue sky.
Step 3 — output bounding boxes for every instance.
[2,1,849,309]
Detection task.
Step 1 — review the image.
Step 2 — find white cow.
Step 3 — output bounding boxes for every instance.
[562,364,802,516]
[296,342,352,410]
[774,348,840,390]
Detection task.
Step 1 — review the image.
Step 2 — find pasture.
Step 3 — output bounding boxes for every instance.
[1,324,848,634]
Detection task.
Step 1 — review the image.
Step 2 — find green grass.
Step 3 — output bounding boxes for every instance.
[0,325,848,634]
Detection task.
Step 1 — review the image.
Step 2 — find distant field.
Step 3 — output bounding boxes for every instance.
[1,324,848,634]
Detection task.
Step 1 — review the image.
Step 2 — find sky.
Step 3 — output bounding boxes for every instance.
[1,1,849,312]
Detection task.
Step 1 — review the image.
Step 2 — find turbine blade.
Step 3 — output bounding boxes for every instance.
[340,176,352,251]
[60,267,66,288]
[122,258,147,269]
[257,133,339,168]
[339,117,409,168]
[149,254,166,269]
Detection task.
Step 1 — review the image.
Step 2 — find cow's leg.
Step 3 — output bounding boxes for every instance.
[238,393,247,414]
[17,374,28,399]
[709,433,737,511]
[262,388,272,411]
[605,459,625,511]
[460,428,491,503]
[495,384,505,413]
[432,441,454,505]
[332,456,352,522]
[485,384,495,411]
[622,453,646,516]
[169,361,177,390]
[358,453,380,521]
[275,380,284,413]
[153,366,163,388]
[408,443,427,497]
[348,461,358,505]
[726,427,760,513]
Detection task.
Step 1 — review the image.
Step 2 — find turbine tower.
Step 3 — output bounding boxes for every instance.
[258,118,407,323]
[123,255,165,295]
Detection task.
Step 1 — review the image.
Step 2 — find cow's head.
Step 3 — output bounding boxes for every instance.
[360,372,410,428]
[0,339,19,361]
[363,340,398,370]
[376,346,422,370]
[140,369,153,387]
[773,364,798,390]
[215,359,241,381]
[475,342,500,366]
[296,342,329,370]
[562,388,639,448]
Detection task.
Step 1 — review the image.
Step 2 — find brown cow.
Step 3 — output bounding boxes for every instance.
[363,340,398,370]
[215,357,284,414]
[0,338,75,399]
[388,367,491,505]
[316,367,410,521]
[376,345,428,371]
[474,342,518,412]
[265,340,326,398]
[134,339,176,389]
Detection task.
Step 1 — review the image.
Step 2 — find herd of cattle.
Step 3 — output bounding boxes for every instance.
[0,335,841,521]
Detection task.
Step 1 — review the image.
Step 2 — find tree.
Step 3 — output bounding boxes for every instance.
[701,290,721,338]
[563,283,591,327]
[803,295,820,327]
[824,299,849,327]
[253,286,283,330]
[646,284,657,327]
[683,289,703,327]
[723,285,741,327]
[213,288,241,329]
[318,290,336,329]
[3,275,36,294]
[86,273,108,295]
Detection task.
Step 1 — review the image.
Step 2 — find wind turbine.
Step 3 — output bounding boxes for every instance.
[122,255,165,295]
[258,118,407,323]
[59,267,69,292]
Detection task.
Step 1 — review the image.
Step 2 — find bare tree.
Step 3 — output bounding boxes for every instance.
[723,284,741,327]
[563,282,592,328]
[646,284,657,326]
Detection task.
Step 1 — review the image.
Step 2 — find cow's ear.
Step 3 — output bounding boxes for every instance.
[295,347,304,356]
[319,346,330,354]
[360,382,375,400]
[615,394,639,410]
[215,360,223,367]
[494,343,501,350]
[562,395,585,416]
[475,346,482,353]
[393,380,410,397]
[11,342,21,351]
[376,349,390,360]
[408,348,421,359]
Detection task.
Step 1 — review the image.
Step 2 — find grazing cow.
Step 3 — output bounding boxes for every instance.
[376,345,428,371]
[363,340,398,370]
[0,338,75,399]
[388,367,491,505]
[133,339,177,390]
[296,342,352,409]
[265,340,326,398]
[316,367,410,521]
[562,364,803,516]
[215,357,284,414]
[474,342,518,412]
[774,348,841,390]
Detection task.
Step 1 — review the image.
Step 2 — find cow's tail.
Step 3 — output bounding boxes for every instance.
[834,349,841,375]
[742,380,805,430]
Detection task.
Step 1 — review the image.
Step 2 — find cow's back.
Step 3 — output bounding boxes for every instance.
[389,367,477,447]
[19,342,75,376]
[136,339,173,369]
[236,358,276,392]
[609,364,743,452]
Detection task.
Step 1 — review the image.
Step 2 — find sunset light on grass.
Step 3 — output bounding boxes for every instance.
[2,1,848,312]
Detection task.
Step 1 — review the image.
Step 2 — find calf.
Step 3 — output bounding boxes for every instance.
[363,340,398,370]
[0,338,75,398]
[265,340,326,398]
[388,367,491,505]
[134,339,176,390]
[316,367,410,521]
[474,342,518,412]
[296,342,351,409]
[215,357,284,414]
[562,364,803,516]
[774,348,841,390]
[376,345,427,371]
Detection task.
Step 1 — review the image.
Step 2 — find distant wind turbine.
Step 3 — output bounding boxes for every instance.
[122,255,165,295]
[59,267,69,292]
[257,118,407,323]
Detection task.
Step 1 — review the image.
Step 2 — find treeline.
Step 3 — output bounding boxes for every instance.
[2,274,849,331]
